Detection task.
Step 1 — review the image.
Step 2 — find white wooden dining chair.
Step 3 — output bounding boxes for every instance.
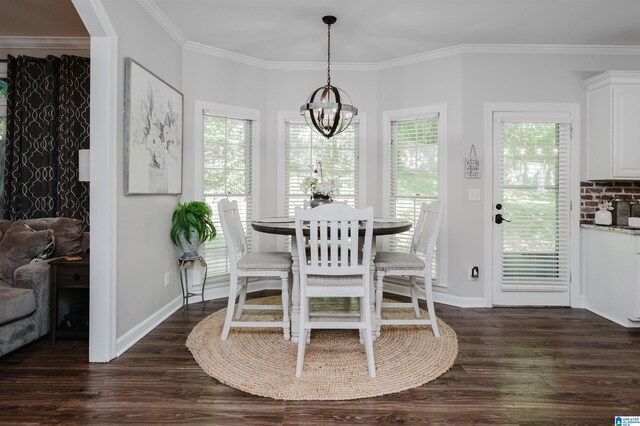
[374,201,445,337]
[294,203,376,378]
[217,199,292,340]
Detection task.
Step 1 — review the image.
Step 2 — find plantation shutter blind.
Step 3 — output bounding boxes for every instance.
[284,121,359,218]
[388,115,440,278]
[496,113,571,290]
[202,113,253,281]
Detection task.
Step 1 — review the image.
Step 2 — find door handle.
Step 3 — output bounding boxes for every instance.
[495,213,511,224]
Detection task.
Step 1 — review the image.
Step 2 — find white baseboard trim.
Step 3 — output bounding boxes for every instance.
[377,282,487,308]
[198,278,487,308]
[115,295,182,356]
[433,292,487,308]
[571,295,586,309]
[201,279,281,301]
[584,305,640,328]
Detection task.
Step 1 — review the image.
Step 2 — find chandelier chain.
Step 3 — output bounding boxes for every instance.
[327,22,331,86]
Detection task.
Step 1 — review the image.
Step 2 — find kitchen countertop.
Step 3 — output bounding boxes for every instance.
[581,224,640,235]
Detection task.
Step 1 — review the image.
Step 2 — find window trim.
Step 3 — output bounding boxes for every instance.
[276,110,368,220]
[382,104,448,289]
[194,101,261,285]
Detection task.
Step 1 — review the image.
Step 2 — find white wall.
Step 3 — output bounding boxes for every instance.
[377,55,463,295]
[71,1,640,359]
[377,52,640,300]
[181,49,267,203]
[101,0,184,338]
[264,67,378,248]
[182,50,379,252]
[179,47,640,303]
[461,52,640,300]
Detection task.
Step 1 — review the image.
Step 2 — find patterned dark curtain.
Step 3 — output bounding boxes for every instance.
[3,55,90,229]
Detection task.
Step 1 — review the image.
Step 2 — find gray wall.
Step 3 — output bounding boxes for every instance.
[102,0,184,338]
[83,1,640,346]
[180,47,640,302]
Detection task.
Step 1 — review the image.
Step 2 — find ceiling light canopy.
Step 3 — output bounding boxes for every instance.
[300,16,358,139]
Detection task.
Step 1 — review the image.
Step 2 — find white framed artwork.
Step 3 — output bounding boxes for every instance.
[124,58,183,195]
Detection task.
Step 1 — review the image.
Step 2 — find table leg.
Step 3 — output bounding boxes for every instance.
[290,235,300,343]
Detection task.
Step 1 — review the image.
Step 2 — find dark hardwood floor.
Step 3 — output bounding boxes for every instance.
[2,291,640,425]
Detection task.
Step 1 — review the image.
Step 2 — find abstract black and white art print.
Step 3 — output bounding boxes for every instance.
[124,58,183,195]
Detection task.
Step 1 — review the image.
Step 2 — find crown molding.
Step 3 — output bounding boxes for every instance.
[137,1,640,69]
[184,41,269,68]
[266,61,377,71]
[137,0,187,47]
[461,44,640,56]
[0,37,90,50]
[135,3,640,70]
[584,70,640,91]
[184,41,378,71]
[376,45,465,70]
[183,42,640,71]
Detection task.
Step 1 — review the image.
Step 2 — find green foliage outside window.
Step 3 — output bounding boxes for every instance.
[202,114,252,278]
[285,122,358,216]
[501,123,562,255]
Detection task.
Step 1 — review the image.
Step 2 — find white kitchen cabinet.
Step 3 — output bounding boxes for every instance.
[582,226,640,327]
[585,71,640,179]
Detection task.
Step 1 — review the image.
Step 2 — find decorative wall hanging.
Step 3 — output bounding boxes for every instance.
[124,58,183,195]
[464,144,481,179]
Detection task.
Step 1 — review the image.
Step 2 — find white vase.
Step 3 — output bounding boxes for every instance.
[149,165,169,193]
[595,209,612,226]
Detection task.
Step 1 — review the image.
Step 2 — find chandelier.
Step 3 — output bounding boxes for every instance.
[300,16,358,138]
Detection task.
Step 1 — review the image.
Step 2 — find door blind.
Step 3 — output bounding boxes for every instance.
[284,121,359,218]
[497,118,571,289]
[202,113,253,281]
[389,116,440,279]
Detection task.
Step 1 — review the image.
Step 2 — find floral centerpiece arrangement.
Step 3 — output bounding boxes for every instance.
[301,176,341,199]
[300,161,341,207]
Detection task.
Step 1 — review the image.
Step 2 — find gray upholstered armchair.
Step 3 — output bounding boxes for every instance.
[0,218,89,357]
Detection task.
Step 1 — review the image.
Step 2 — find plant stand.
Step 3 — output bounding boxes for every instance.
[177,256,208,310]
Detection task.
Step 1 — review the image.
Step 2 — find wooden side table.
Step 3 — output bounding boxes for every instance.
[49,254,90,344]
[178,256,207,310]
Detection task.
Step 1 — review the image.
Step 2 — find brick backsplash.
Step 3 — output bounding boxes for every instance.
[580,180,640,224]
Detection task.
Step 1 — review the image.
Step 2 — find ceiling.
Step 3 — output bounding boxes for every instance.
[153,0,640,63]
[0,0,87,37]
[0,0,638,63]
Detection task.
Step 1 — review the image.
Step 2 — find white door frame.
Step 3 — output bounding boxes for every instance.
[72,0,118,362]
[483,103,582,308]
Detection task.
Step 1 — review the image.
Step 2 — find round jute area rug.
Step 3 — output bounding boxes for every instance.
[186,296,458,400]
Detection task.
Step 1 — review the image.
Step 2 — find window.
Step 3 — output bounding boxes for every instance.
[283,120,360,217]
[202,113,254,281]
[384,107,444,282]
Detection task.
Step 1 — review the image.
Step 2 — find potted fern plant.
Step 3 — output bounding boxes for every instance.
[170,200,216,259]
